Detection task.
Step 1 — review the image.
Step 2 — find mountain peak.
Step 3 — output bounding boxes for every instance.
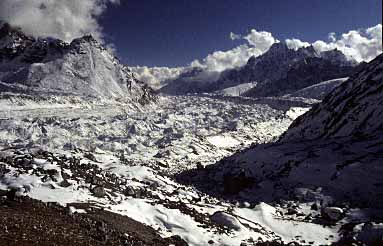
[71,34,98,44]
[298,45,320,57]
[0,22,156,102]
[268,42,289,52]
[320,48,357,66]
[69,34,102,51]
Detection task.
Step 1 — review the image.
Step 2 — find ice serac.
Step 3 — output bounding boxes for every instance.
[281,53,383,141]
[0,23,155,103]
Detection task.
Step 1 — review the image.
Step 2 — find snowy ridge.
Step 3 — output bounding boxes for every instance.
[189,55,383,206]
[282,54,383,141]
[284,78,348,100]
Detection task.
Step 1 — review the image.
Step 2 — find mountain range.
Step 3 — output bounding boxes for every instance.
[160,42,360,97]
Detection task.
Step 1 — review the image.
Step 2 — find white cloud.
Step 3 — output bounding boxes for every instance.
[131,66,184,89]
[278,25,382,62]
[243,30,278,51]
[0,0,119,42]
[191,29,278,72]
[285,38,310,50]
[310,24,382,62]
[328,32,337,42]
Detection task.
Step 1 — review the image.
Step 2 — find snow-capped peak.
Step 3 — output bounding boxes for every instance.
[0,23,156,103]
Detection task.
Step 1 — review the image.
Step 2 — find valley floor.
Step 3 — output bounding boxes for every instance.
[0,94,375,246]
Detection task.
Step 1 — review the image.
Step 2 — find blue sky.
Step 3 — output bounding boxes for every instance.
[100,0,382,67]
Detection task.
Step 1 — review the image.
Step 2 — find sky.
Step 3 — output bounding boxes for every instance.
[99,0,382,67]
[0,0,381,85]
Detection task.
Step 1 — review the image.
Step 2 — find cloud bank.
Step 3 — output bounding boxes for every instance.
[0,0,119,42]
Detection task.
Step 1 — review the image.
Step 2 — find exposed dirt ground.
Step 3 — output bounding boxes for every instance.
[0,191,187,246]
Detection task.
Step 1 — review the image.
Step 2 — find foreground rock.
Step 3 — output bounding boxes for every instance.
[0,194,186,246]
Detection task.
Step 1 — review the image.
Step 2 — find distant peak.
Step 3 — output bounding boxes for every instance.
[303,45,317,53]
[71,34,99,45]
[81,34,97,42]
[320,48,352,62]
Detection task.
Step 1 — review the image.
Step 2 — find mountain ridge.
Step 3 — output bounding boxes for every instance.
[0,22,156,104]
[281,53,383,141]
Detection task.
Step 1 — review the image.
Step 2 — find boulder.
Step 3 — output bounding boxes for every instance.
[91,186,106,198]
[210,211,242,231]
[322,207,344,221]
